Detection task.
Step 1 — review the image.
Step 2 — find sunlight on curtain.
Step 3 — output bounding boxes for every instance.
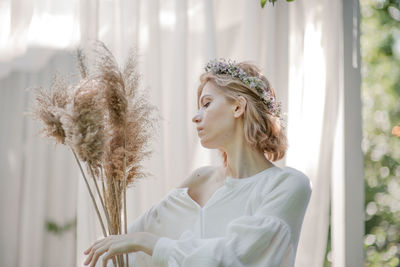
[27,13,80,47]
[0,0,80,62]
[0,1,11,48]
[288,22,326,171]
[286,1,345,266]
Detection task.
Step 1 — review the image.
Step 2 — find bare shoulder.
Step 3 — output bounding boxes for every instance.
[177,165,221,188]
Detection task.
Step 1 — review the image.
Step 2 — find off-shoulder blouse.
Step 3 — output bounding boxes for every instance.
[122,166,312,267]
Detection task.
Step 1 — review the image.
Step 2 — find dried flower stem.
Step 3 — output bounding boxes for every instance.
[100,169,111,233]
[88,165,113,236]
[113,257,119,267]
[123,126,129,266]
[100,170,119,267]
[114,179,122,235]
[116,256,122,267]
[71,147,107,237]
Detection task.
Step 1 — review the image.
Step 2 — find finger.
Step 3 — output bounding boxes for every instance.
[84,246,99,265]
[89,245,110,267]
[84,238,106,254]
[84,247,92,255]
[84,240,111,265]
[102,247,119,267]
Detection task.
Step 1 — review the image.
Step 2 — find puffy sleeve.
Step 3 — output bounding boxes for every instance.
[127,205,154,233]
[151,170,312,267]
[115,207,152,266]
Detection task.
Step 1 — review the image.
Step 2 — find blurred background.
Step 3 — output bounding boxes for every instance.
[1,0,396,266]
[356,0,400,266]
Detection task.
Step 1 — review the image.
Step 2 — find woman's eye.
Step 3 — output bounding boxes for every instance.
[203,102,210,108]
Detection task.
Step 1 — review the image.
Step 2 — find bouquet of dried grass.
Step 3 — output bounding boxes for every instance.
[29,41,158,267]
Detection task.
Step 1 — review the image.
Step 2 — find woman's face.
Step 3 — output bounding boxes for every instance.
[192,81,238,149]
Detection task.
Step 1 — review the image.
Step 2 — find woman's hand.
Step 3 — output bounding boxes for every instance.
[83,232,161,267]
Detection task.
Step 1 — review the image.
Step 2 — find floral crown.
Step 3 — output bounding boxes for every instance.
[204,59,282,119]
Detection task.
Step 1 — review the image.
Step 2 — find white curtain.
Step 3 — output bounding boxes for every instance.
[286,0,344,266]
[0,0,348,266]
[0,52,80,267]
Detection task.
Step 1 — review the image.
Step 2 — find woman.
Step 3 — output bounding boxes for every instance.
[83,59,312,267]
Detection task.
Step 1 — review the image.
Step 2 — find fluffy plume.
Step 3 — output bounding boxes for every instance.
[93,41,127,127]
[123,46,141,99]
[124,93,156,184]
[29,74,71,145]
[77,48,89,79]
[63,79,107,172]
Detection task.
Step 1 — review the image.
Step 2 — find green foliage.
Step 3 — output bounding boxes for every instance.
[45,217,77,236]
[357,0,400,265]
[324,0,400,265]
[260,0,294,8]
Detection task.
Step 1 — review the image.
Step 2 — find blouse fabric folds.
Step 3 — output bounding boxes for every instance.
[125,166,312,267]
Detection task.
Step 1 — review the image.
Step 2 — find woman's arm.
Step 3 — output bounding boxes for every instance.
[83,195,160,267]
[83,232,161,267]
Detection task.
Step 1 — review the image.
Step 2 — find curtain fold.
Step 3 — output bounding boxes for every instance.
[0,0,347,266]
[0,52,79,267]
[286,1,343,266]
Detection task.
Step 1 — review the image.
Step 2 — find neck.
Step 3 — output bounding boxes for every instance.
[220,127,275,179]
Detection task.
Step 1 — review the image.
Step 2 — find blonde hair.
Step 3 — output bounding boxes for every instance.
[197,61,288,165]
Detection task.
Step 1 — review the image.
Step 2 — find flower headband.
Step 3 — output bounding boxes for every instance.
[204,59,282,119]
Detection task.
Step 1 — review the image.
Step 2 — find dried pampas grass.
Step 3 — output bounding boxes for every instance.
[29,41,158,267]
[65,79,107,172]
[92,42,157,267]
[29,74,71,145]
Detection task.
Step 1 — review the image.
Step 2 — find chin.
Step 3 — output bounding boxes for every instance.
[199,138,220,150]
[200,139,211,149]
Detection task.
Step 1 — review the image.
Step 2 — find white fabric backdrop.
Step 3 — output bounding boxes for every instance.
[286,0,344,266]
[0,0,349,266]
[0,52,79,267]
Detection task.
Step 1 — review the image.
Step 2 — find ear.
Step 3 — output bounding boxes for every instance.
[233,96,246,118]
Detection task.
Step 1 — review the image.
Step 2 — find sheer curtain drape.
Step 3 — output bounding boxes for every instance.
[0,52,80,267]
[0,0,346,266]
[286,0,344,266]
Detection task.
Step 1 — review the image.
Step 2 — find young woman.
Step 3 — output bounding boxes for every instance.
[83,59,312,267]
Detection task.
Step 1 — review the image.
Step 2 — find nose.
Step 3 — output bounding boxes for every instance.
[192,112,201,123]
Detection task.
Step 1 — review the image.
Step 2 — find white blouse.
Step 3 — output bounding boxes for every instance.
[124,166,312,267]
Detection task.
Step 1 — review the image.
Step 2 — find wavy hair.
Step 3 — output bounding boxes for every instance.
[197,61,288,165]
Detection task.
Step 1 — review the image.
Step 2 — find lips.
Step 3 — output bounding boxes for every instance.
[196,127,204,135]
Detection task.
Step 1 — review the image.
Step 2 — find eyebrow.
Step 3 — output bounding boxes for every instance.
[200,94,213,104]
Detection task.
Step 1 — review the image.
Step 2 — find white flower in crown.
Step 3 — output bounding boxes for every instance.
[204,59,282,119]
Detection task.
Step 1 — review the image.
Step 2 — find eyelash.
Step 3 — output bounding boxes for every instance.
[203,102,210,108]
